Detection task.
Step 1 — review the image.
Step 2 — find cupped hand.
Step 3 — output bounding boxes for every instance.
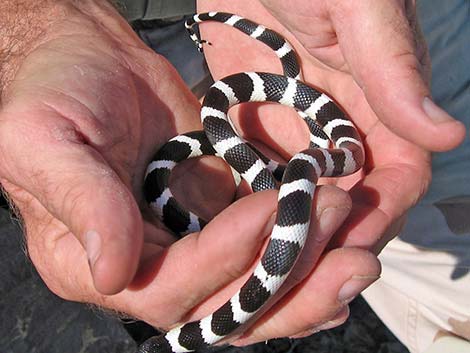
[196,0,467,252]
[0,0,380,343]
[0,0,203,296]
[192,0,466,343]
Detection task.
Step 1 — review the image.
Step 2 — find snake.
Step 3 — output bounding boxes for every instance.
[139,12,364,353]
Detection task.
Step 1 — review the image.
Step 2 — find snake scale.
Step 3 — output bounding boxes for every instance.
[139,12,364,353]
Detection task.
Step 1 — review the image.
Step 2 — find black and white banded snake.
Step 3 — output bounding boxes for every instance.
[140,12,364,353]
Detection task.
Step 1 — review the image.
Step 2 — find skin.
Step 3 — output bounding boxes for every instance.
[0,0,465,347]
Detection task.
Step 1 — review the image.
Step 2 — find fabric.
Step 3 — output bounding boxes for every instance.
[362,1,470,352]
[118,0,196,21]
[135,17,212,97]
[424,335,470,353]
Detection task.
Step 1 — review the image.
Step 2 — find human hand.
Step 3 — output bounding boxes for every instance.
[0,0,204,296]
[196,0,467,251]
[0,0,381,343]
[192,0,465,344]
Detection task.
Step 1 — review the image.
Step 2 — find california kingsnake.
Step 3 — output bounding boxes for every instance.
[139,12,364,353]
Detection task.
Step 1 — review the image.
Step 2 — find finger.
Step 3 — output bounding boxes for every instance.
[0,115,143,295]
[289,306,350,339]
[329,0,466,151]
[178,185,351,322]
[233,248,381,345]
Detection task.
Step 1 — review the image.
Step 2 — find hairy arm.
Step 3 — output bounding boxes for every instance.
[1,1,66,91]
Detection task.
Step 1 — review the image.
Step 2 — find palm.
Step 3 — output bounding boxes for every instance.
[6,34,191,220]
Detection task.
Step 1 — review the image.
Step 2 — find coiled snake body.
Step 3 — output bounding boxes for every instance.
[140,12,364,353]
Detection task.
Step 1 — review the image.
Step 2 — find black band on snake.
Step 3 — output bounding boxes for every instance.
[140,12,364,353]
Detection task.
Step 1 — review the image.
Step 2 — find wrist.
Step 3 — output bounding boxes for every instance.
[0,0,124,94]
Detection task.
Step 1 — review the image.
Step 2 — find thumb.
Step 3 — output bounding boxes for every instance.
[0,116,143,295]
[330,0,465,151]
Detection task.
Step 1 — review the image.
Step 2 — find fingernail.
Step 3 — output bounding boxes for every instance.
[317,207,350,243]
[423,97,454,123]
[85,230,102,274]
[263,212,277,236]
[338,275,379,304]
